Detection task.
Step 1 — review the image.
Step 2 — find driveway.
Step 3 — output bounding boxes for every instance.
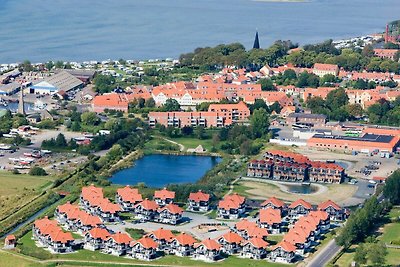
[106,211,240,240]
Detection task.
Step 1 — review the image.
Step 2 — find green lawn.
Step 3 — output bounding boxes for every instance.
[267,235,284,245]
[0,251,43,267]
[169,137,214,152]
[16,231,291,267]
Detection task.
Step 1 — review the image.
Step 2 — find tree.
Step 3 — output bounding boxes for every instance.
[81,112,100,126]
[346,104,363,118]
[93,74,116,93]
[368,242,387,266]
[194,126,206,140]
[354,244,368,265]
[250,99,269,114]
[282,69,297,80]
[181,126,193,136]
[383,170,400,205]
[320,74,337,85]
[55,133,67,147]
[250,108,270,138]
[326,88,349,111]
[19,60,34,72]
[269,101,282,114]
[29,166,47,176]
[145,97,156,108]
[163,99,181,111]
[45,61,54,70]
[257,78,275,91]
[362,44,375,57]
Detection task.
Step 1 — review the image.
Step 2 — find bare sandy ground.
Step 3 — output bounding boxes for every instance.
[239,179,357,206]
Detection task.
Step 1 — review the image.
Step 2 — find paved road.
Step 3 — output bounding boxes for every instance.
[106,211,243,240]
[306,239,341,267]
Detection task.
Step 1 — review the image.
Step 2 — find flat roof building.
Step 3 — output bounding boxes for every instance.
[307,133,400,153]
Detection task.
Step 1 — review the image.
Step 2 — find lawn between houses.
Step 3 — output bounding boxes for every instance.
[13,230,290,267]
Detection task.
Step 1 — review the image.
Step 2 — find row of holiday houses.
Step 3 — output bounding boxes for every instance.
[247,150,345,184]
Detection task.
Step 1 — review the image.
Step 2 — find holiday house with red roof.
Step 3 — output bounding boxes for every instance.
[217,231,244,255]
[147,228,175,251]
[317,200,346,221]
[154,188,175,207]
[104,232,133,256]
[187,190,210,212]
[83,227,110,251]
[217,193,246,220]
[33,217,75,253]
[156,203,184,225]
[193,238,221,262]
[170,233,197,257]
[133,199,159,222]
[269,240,296,263]
[240,237,269,259]
[288,199,312,220]
[258,207,283,234]
[116,186,143,211]
[130,237,158,260]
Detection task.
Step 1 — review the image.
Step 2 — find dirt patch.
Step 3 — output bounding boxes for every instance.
[239,180,358,205]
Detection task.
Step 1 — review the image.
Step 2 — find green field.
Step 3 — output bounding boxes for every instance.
[0,171,56,220]
[13,231,290,267]
[169,137,214,152]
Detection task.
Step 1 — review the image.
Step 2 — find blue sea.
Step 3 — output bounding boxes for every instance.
[0,0,399,63]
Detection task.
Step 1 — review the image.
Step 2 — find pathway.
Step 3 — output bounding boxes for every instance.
[160,137,185,152]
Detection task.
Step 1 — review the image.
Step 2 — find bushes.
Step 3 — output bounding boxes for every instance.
[29,166,47,176]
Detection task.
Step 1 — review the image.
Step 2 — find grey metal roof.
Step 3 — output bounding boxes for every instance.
[288,113,327,119]
[43,71,83,92]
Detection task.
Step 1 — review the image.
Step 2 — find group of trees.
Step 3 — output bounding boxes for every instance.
[0,111,28,136]
[179,41,296,70]
[93,74,116,93]
[41,133,77,151]
[336,170,400,257]
[65,109,101,132]
[306,88,363,121]
[287,40,400,73]
[353,241,388,266]
[366,97,400,126]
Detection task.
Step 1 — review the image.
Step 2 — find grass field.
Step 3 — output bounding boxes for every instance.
[0,171,56,220]
[169,137,214,152]
[233,180,357,205]
[14,231,291,267]
[0,251,43,267]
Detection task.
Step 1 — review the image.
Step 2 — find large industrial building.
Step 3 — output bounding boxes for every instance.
[30,71,83,95]
[307,133,400,153]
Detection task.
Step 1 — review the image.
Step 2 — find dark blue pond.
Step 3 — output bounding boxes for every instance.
[110,154,222,188]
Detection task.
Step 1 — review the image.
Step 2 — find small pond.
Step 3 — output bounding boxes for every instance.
[110,154,222,188]
[285,184,318,194]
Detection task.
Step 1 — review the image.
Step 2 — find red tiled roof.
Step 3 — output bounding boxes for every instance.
[235,219,258,232]
[247,225,269,239]
[259,208,282,225]
[309,210,329,221]
[197,238,221,251]
[272,240,297,252]
[154,188,175,200]
[136,199,159,211]
[132,237,158,249]
[244,237,269,249]
[173,233,196,246]
[149,228,175,241]
[5,235,15,241]
[117,186,143,203]
[289,199,312,210]
[260,197,285,208]
[159,203,183,215]
[87,227,110,241]
[188,190,210,202]
[317,200,341,211]
[219,231,244,244]
[109,232,132,245]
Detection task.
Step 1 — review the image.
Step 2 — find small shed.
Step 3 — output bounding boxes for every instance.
[4,235,16,249]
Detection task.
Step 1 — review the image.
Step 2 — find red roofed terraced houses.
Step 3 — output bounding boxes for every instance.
[247,150,345,184]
